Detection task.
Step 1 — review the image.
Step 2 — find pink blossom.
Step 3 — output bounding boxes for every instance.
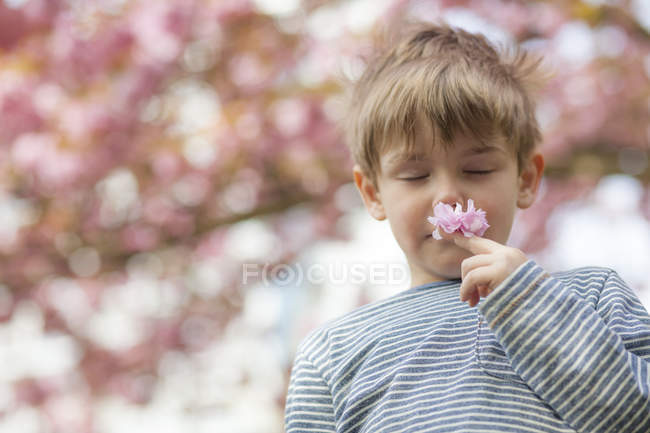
[427,202,462,239]
[427,199,489,240]
[459,200,490,238]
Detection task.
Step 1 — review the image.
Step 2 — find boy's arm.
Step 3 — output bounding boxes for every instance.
[284,350,337,433]
[479,260,650,433]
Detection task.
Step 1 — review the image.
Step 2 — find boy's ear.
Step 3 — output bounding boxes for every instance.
[517,151,545,209]
[353,165,386,221]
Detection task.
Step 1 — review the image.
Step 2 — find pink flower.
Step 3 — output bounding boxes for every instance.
[426,199,489,240]
[427,202,462,240]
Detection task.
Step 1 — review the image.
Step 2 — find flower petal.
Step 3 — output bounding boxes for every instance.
[427,199,489,239]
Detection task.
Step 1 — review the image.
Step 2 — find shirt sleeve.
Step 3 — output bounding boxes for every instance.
[284,349,337,433]
[479,260,650,433]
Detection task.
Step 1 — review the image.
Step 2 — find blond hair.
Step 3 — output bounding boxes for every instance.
[343,22,545,186]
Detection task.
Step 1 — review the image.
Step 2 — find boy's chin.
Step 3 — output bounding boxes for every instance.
[429,251,468,279]
[411,237,471,281]
[418,258,463,281]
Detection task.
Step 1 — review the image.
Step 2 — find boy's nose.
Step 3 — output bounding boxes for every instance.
[432,179,464,210]
[433,197,463,211]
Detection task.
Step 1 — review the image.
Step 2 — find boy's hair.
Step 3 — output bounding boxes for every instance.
[343,22,546,187]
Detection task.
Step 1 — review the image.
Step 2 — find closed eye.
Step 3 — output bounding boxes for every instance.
[399,175,428,181]
[465,170,493,176]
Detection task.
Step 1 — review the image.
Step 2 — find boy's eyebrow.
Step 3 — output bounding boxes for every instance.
[386,153,431,164]
[462,145,505,156]
[387,146,504,163]
[384,145,507,168]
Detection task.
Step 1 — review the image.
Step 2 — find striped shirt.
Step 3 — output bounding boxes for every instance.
[284,260,650,432]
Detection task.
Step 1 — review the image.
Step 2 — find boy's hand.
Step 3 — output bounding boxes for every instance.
[441,231,528,307]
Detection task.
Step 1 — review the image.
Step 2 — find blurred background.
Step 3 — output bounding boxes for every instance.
[0,0,648,431]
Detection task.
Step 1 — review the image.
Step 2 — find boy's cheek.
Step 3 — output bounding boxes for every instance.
[479,206,514,245]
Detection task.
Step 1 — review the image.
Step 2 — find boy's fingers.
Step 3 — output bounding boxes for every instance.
[477,284,490,297]
[460,253,493,280]
[468,291,480,308]
[459,265,495,303]
[452,233,501,255]
[460,286,481,307]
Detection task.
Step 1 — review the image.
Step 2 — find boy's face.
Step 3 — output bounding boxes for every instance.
[354,119,544,287]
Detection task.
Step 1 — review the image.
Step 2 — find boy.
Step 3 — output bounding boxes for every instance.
[284,22,650,432]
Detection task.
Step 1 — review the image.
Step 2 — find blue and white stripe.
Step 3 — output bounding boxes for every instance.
[285,261,650,432]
